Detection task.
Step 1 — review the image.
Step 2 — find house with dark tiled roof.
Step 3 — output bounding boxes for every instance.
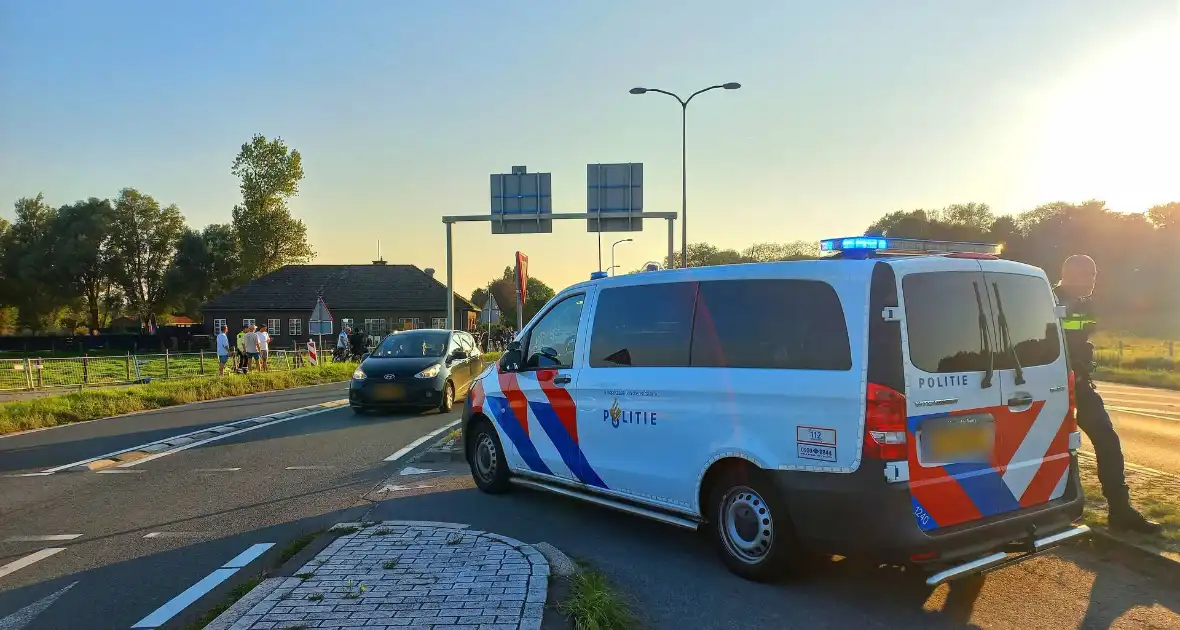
[199,262,479,346]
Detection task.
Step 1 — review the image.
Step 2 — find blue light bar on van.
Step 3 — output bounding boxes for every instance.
[590,270,609,280]
[819,236,1002,256]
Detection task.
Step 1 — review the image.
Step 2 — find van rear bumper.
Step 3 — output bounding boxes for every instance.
[768,455,1087,566]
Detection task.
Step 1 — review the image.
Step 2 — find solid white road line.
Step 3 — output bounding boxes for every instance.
[143,532,204,539]
[383,418,461,462]
[1106,406,1180,421]
[284,465,334,470]
[0,581,76,630]
[117,404,346,469]
[130,542,274,628]
[2,535,82,542]
[1077,450,1180,482]
[192,468,241,472]
[3,472,54,478]
[95,469,144,474]
[0,548,66,579]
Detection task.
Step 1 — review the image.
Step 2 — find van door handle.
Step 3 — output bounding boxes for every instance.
[1007,393,1034,407]
[553,374,572,386]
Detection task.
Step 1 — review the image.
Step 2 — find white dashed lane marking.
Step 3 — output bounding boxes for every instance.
[2,535,82,542]
[0,548,66,579]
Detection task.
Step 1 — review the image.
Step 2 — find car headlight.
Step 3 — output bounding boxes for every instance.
[352,368,366,380]
[414,364,442,379]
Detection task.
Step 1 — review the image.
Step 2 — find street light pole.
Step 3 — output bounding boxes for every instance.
[611,238,632,276]
[629,82,741,268]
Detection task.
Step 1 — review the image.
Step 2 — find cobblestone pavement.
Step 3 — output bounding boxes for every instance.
[228,521,550,630]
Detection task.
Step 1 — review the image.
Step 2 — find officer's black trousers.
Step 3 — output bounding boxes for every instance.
[1075,382,1129,508]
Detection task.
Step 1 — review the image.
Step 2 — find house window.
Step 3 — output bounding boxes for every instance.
[432,317,447,329]
[243,318,256,328]
[268,318,281,335]
[399,317,421,330]
[213,318,226,333]
[365,318,388,339]
[289,319,302,336]
[341,318,354,330]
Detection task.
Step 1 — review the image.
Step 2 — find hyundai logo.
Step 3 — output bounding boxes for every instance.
[383,374,396,380]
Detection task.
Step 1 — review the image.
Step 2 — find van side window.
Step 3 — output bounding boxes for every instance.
[691,279,852,370]
[902,271,994,373]
[524,294,585,369]
[589,282,696,367]
[983,272,1061,368]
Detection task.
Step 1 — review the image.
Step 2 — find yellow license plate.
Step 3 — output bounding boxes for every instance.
[372,383,405,401]
[926,426,992,462]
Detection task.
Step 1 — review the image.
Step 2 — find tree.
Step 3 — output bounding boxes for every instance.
[165,223,242,315]
[107,188,186,327]
[1,194,70,331]
[230,134,313,279]
[52,197,116,331]
[474,266,556,327]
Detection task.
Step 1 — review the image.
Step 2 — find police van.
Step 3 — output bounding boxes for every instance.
[462,236,1090,585]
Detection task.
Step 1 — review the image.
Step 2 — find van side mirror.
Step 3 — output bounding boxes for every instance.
[500,341,523,372]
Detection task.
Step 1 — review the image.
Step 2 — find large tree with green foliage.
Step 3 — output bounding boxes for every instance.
[165,223,242,315]
[230,134,314,279]
[107,188,186,326]
[52,197,116,331]
[0,194,71,331]
[470,266,556,328]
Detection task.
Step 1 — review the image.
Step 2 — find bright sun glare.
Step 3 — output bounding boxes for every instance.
[1033,25,1180,212]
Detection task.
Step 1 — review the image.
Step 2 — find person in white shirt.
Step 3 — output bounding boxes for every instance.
[257,324,271,371]
[243,325,260,371]
[216,325,231,375]
[337,326,351,361]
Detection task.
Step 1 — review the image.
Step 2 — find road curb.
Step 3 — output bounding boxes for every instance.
[1088,528,1180,587]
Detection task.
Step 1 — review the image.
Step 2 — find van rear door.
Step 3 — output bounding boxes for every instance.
[979,262,1074,509]
[895,258,1008,532]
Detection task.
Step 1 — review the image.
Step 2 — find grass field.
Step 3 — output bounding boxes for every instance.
[0,362,356,435]
[0,350,304,392]
[1092,332,1180,390]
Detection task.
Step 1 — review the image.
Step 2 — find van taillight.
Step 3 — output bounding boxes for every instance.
[1065,371,1077,432]
[865,383,908,460]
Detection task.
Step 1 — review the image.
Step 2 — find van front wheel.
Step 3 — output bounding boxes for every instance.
[707,469,800,582]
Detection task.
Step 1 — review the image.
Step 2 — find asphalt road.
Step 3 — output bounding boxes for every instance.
[1,380,1178,629]
[0,385,461,629]
[1092,381,1180,477]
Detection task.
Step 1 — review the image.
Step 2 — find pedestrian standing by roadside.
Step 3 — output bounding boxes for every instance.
[1054,254,1160,534]
[257,324,271,372]
[243,324,261,372]
[216,324,231,375]
[237,324,249,372]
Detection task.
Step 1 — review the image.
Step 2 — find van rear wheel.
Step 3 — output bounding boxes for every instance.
[707,468,800,582]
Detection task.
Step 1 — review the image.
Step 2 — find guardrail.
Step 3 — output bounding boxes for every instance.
[0,348,310,392]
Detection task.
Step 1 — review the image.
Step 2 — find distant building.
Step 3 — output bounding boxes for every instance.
[200,262,480,346]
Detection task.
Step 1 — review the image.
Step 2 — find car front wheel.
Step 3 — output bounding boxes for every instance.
[438,381,455,413]
[468,420,510,493]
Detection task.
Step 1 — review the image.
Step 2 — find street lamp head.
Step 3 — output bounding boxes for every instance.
[629,87,648,95]
[722,82,741,90]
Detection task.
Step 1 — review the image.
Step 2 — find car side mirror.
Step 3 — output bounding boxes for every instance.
[451,348,468,360]
[361,352,370,361]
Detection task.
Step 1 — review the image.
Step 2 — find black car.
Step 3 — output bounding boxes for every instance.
[348,329,484,414]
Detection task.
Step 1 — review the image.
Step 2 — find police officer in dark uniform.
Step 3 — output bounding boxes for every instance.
[1054,254,1160,534]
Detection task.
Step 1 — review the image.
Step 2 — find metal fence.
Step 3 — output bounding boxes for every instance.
[1094,339,1179,371]
[0,348,312,392]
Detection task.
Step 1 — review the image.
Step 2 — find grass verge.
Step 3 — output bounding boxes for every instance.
[277,530,324,566]
[1078,456,1180,557]
[558,566,638,630]
[178,573,263,630]
[0,363,356,435]
[1093,367,1180,391]
[482,351,502,364]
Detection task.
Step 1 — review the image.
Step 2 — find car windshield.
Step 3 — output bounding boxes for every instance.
[372,331,449,358]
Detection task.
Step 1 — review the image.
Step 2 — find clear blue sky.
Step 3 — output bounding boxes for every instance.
[2,0,1177,296]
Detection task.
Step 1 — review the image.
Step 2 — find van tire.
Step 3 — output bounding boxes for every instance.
[468,420,511,494]
[706,467,801,582]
